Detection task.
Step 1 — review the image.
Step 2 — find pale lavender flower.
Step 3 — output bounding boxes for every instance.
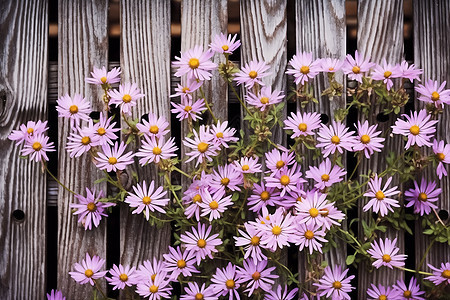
[173,46,217,81]
[264,285,298,300]
[234,60,270,89]
[136,136,178,165]
[109,82,145,116]
[246,86,284,111]
[265,147,296,177]
[209,33,241,54]
[342,50,375,83]
[318,203,345,230]
[392,109,438,149]
[183,125,220,166]
[353,120,385,159]
[292,223,327,254]
[319,58,344,73]
[367,284,402,300]
[313,265,355,300]
[136,113,170,139]
[163,246,199,280]
[295,191,330,227]
[85,66,121,85]
[56,94,91,126]
[95,141,135,172]
[125,180,169,219]
[198,189,233,221]
[91,113,119,146]
[405,178,440,215]
[136,258,165,282]
[47,289,65,300]
[247,182,280,213]
[425,262,450,285]
[316,121,356,157]
[66,125,99,158]
[305,158,347,190]
[237,259,278,296]
[8,120,48,145]
[433,139,450,179]
[183,187,206,221]
[233,156,262,174]
[367,237,407,269]
[69,253,107,286]
[170,79,203,101]
[286,52,321,85]
[136,272,172,299]
[171,97,206,121]
[257,208,296,251]
[181,282,217,300]
[265,163,306,197]
[371,59,402,90]
[210,120,238,148]
[210,262,240,300]
[399,60,422,82]
[106,264,138,290]
[209,164,243,194]
[393,277,425,300]
[283,111,322,138]
[363,174,400,216]
[180,223,223,265]
[21,134,55,162]
[415,79,450,108]
[234,222,267,264]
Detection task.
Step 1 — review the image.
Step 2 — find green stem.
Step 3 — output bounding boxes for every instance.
[199,86,218,122]
[267,138,280,149]
[172,165,192,179]
[338,228,367,254]
[228,81,254,117]
[349,153,362,179]
[165,173,184,211]
[418,239,435,271]
[103,170,127,193]
[93,279,107,299]
[233,188,248,223]
[45,164,76,195]
[394,266,433,276]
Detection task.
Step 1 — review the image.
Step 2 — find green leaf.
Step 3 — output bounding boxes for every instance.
[346,255,355,265]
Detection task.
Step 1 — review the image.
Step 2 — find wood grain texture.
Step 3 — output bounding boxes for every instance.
[57,0,109,297]
[119,0,172,273]
[0,1,48,299]
[413,0,450,281]
[294,0,347,286]
[357,0,404,298]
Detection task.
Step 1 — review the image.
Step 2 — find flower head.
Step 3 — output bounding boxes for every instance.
[367,237,407,269]
[233,156,262,174]
[433,139,450,179]
[210,33,241,54]
[136,113,170,139]
[353,121,385,159]
[313,265,355,300]
[257,208,296,251]
[108,83,145,116]
[246,86,284,111]
[234,222,267,264]
[209,164,243,194]
[363,174,400,216]
[136,272,172,299]
[106,264,138,290]
[237,259,278,296]
[170,79,203,101]
[415,79,450,108]
[56,94,91,126]
[319,58,344,73]
[136,258,165,282]
[399,60,422,82]
[392,109,438,149]
[21,133,55,162]
[46,290,65,300]
[8,120,48,145]
[198,189,233,221]
[125,180,169,219]
[96,141,135,172]
[265,163,306,197]
[210,120,238,148]
[284,111,322,138]
[180,223,223,265]
[405,178,440,215]
[292,223,327,254]
[183,125,220,166]
[66,125,99,158]
[393,277,425,300]
[295,191,330,227]
[247,182,281,213]
[136,136,178,165]
[286,52,321,85]
[69,253,107,286]
[265,147,296,177]
[210,262,240,300]
[342,50,375,83]
[163,246,199,280]
[264,285,298,300]
[181,282,217,300]
[234,60,271,89]
[85,66,121,85]
[425,262,450,285]
[171,98,206,121]
[367,284,402,300]
[174,46,217,80]
[305,158,346,190]
[371,59,402,90]
[91,113,119,146]
[317,121,356,157]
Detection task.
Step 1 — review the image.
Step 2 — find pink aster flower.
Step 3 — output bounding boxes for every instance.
[319,58,344,73]
[295,191,330,227]
[247,182,280,213]
[265,163,306,197]
[342,50,375,83]
[265,285,298,300]
[96,141,134,172]
[233,156,262,174]
[91,113,119,146]
[66,125,99,158]
[353,120,385,159]
[234,60,270,89]
[399,60,422,82]
[257,208,296,251]
[246,86,284,111]
[170,79,203,101]
[265,147,296,176]
[109,82,145,116]
[163,246,199,280]
[371,59,402,90]
[106,264,138,290]
[85,66,121,85]
[393,277,425,300]
[199,189,233,221]
[136,272,172,299]
[125,180,169,219]
[21,134,55,162]
[425,262,450,285]
[367,284,402,300]
[292,223,327,254]
[405,178,440,215]
[136,136,178,165]
[209,164,243,193]
[284,111,322,138]
[136,258,165,282]
[70,188,115,230]
[313,265,355,300]
[433,139,450,179]
[173,46,217,80]
[69,253,107,286]
[392,109,438,149]
[317,121,356,157]
[180,223,223,265]
[210,262,240,300]
[184,125,220,166]
[281,187,307,209]
[210,32,241,54]
[136,113,170,139]
[363,174,400,216]
[234,222,266,264]
[8,120,48,145]
[47,289,65,300]
[286,52,321,85]
[210,120,238,148]
[171,97,206,121]
[415,79,450,108]
[237,259,278,296]
[183,187,206,222]
[181,282,217,300]
[56,94,91,126]
[317,202,345,230]
[367,237,407,269]
[305,158,346,190]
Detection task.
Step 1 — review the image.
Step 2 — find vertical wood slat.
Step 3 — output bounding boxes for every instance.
[119,0,172,274]
[357,0,404,298]
[294,0,347,285]
[57,0,109,297]
[413,0,450,280]
[0,1,48,299]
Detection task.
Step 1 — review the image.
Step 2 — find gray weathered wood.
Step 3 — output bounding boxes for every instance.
[0,1,48,299]
[413,0,450,282]
[57,0,109,297]
[357,0,404,298]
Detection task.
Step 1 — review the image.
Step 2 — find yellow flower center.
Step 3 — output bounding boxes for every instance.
[242,164,250,171]
[298,123,307,132]
[332,281,342,289]
[225,279,235,289]
[149,285,158,293]
[142,196,152,205]
[177,259,186,268]
[361,134,371,144]
[221,177,230,186]
[384,71,392,78]
[297,196,303,202]
[87,202,96,212]
[382,254,391,263]
[321,174,330,182]
[97,127,106,135]
[309,207,319,218]
[149,125,159,134]
[184,105,192,112]
[442,269,450,278]
[280,175,290,186]
[409,125,420,135]
[300,65,310,74]
[197,239,206,248]
[27,127,34,134]
[260,191,270,201]
[122,94,132,103]
[331,135,340,144]
[119,273,128,282]
[252,271,261,280]
[276,160,285,169]
[431,91,440,101]
[352,66,361,74]
[329,67,334,71]
[248,71,258,79]
[182,87,190,93]
[250,236,260,246]
[260,97,269,104]
[69,105,78,114]
[188,58,200,69]
[193,194,202,203]
[437,152,446,161]
[32,142,42,151]
[100,76,107,83]
[197,142,209,153]
[222,45,229,51]
[379,295,387,300]
[418,192,428,202]
[108,157,118,165]
[216,132,224,138]
[151,274,156,281]
[152,147,162,155]
[195,293,204,300]
[272,225,282,236]
[375,190,385,200]
[209,200,219,210]
[84,269,94,278]
[304,230,314,240]
[81,136,91,145]
[403,290,412,298]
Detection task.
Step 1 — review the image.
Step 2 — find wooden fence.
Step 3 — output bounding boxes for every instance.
[0,0,449,299]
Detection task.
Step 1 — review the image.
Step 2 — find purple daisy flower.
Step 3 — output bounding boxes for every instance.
[317,202,345,230]
[69,253,108,286]
[125,180,169,219]
[399,60,422,82]
[393,277,425,300]
[415,79,450,108]
[210,120,238,148]
[163,246,199,281]
[247,182,280,213]
[180,223,223,265]
[305,158,347,190]
[181,282,217,300]
[264,285,298,300]
[237,259,278,296]
[136,113,170,139]
[265,147,296,177]
[136,136,178,165]
[433,139,450,179]
[363,174,400,216]
[233,156,262,174]
[265,163,306,197]
[317,121,356,157]
[246,86,284,111]
[21,133,55,162]
[95,141,135,172]
[257,208,296,251]
[234,222,266,264]
[8,120,48,145]
[198,189,233,221]
[171,97,206,121]
[66,124,99,158]
[234,60,271,89]
[353,120,385,159]
[209,32,241,54]
[313,265,355,300]
[170,79,203,101]
[209,164,243,194]
[292,222,327,254]
[425,262,450,285]
[70,188,115,230]
[371,59,402,90]
[46,289,65,300]
[136,258,165,282]
[318,58,344,73]
[85,66,121,85]
[367,237,407,269]
[286,52,321,85]
[108,82,145,116]
[210,262,240,300]
[283,111,322,138]
[106,264,138,290]
[295,191,329,227]
[56,94,92,126]
[392,109,438,149]
[183,125,220,167]
[136,272,172,299]
[183,187,206,221]
[367,284,402,300]
[405,178,441,215]
[173,46,217,81]
[91,113,119,146]
[342,50,375,83]
[281,187,307,209]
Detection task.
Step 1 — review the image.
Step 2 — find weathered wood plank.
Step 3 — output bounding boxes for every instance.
[119,0,172,273]
[295,0,347,287]
[0,1,48,299]
[413,0,450,281]
[357,0,404,298]
[57,0,109,297]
